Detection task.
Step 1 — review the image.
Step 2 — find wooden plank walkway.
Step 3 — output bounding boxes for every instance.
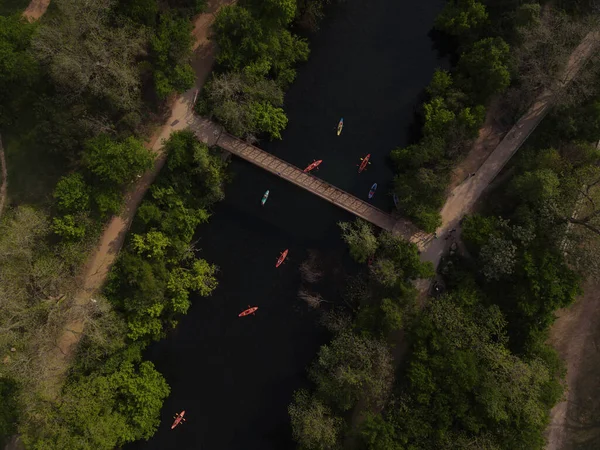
[190,117,425,245]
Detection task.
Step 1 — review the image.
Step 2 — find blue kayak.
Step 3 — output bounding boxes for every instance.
[368,183,377,199]
[393,193,399,208]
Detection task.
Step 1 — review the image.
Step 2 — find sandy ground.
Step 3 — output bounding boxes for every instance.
[22,0,50,21]
[38,0,235,398]
[448,99,508,192]
[546,280,600,450]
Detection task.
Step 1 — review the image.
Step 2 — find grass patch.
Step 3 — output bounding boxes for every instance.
[3,130,69,207]
[0,0,30,16]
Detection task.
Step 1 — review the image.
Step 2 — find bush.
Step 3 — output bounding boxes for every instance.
[83,135,154,186]
[53,173,90,213]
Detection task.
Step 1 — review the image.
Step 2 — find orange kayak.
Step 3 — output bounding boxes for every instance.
[171,411,185,429]
[239,306,258,317]
[303,160,322,173]
[276,249,288,268]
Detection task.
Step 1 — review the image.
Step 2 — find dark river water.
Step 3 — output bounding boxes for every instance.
[132,0,444,448]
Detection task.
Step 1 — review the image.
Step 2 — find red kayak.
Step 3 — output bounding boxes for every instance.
[276,249,289,268]
[239,306,258,317]
[303,160,322,173]
[358,154,371,173]
[171,411,186,429]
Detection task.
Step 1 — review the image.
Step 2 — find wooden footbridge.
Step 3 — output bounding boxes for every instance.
[189,117,425,245]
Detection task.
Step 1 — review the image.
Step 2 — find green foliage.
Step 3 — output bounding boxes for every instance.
[207,1,309,138]
[426,69,453,98]
[83,135,154,185]
[93,186,124,217]
[457,37,511,103]
[394,299,561,449]
[200,71,288,139]
[245,0,297,28]
[0,15,38,126]
[423,97,455,138]
[105,131,224,342]
[338,219,378,263]
[52,214,86,241]
[53,173,90,213]
[360,413,402,450]
[132,231,170,258]
[23,360,169,449]
[289,389,343,450]
[33,0,146,116]
[376,231,435,281]
[117,0,159,26]
[435,0,488,36]
[150,13,194,98]
[213,4,308,81]
[248,101,289,139]
[309,332,394,411]
[0,379,19,448]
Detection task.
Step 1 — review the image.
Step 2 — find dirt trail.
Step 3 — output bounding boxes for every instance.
[0,134,7,220]
[22,0,50,21]
[418,31,600,269]
[546,279,600,450]
[40,0,234,397]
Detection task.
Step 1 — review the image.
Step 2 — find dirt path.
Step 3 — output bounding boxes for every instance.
[22,0,50,21]
[40,0,234,397]
[546,280,600,450]
[419,31,600,269]
[0,134,7,220]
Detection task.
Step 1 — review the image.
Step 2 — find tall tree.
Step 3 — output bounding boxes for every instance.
[33,0,146,115]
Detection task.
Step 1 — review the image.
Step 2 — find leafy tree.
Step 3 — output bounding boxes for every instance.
[461,214,498,249]
[93,186,124,217]
[22,360,169,449]
[457,37,511,103]
[53,173,90,213]
[510,169,561,205]
[394,300,562,449]
[423,97,455,138]
[391,135,446,170]
[479,235,517,281]
[200,71,288,139]
[246,0,297,28]
[426,69,454,98]
[52,215,86,241]
[309,332,393,411]
[338,219,378,263]
[0,379,19,448]
[379,298,404,335]
[435,0,488,36]
[213,6,266,71]
[83,135,154,185]
[117,0,159,26]
[360,413,402,450]
[369,258,398,287]
[150,13,194,98]
[248,101,289,139]
[289,389,343,450]
[167,260,218,314]
[376,232,434,280]
[0,15,38,126]
[131,231,170,258]
[33,0,146,115]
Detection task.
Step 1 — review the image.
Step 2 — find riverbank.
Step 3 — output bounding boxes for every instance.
[131,0,446,448]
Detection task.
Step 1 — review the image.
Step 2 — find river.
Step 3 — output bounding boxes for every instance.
[131,0,445,448]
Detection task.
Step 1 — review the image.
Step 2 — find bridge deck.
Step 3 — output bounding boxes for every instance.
[190,117,422,244]
[216,132,398,229]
